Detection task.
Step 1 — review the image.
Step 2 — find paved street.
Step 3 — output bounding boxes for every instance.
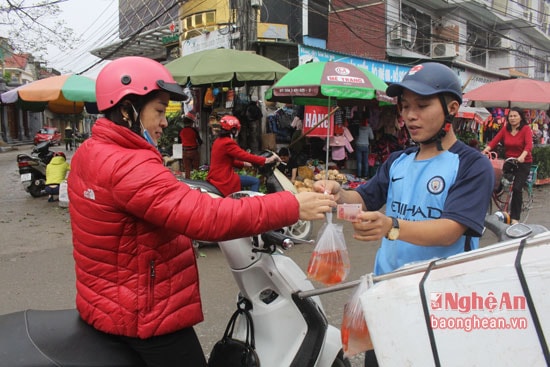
[1,144,549,366]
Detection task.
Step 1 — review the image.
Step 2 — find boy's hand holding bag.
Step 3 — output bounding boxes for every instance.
[341,274,374,357]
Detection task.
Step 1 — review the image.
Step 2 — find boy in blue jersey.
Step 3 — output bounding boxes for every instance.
[314,63,494,366]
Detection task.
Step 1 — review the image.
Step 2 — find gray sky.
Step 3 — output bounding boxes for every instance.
[46,0,119,77]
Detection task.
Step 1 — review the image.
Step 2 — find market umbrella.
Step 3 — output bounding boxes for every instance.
[0,74,96,114]
[265,61,389,175]
[165,48,290,87]
[463,78,550,110]
[264,61,390,106]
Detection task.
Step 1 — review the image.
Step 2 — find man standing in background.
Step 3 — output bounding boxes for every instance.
[179,112,202,178]
[64,125,73,151]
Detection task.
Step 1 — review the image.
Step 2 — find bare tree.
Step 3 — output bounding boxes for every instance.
[0,0,77,57]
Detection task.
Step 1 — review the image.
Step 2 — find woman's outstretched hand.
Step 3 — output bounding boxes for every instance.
[312,180,342,202]
[295,191,336,220]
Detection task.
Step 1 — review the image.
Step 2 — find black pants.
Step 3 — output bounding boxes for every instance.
[510,162,530,221]
[364,349,379,366]
[120,327,207,367]
[45,184,60,196]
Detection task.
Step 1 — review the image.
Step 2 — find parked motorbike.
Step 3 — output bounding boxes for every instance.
[0,190,349,366]
[16,141,54,197]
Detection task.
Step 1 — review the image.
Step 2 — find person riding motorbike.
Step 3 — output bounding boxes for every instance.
[67,56,335,367]
[207,115,279,196]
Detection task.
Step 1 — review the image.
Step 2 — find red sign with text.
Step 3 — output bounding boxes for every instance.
[303,105,334,137]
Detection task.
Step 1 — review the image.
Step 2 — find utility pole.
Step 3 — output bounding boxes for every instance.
[250,0,261,50]
[234,0,259,51]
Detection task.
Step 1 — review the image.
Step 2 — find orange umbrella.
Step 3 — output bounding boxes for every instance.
[1,74,96,114]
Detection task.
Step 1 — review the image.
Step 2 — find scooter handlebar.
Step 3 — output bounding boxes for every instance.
[261,230,313,251]
[484,214,547,241]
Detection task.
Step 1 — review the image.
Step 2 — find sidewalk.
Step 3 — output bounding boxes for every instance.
[0,140,13,152]
[0,139,35,152]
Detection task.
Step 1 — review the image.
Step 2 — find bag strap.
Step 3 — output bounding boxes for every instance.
[222,307,256,349]
[222,309,240,339]
[241,308,255,349]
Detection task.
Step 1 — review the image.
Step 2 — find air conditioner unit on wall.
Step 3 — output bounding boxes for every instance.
[499,38,512,49]
[489,34,513,50]
[390,23,413,43]
[431,42,456,58]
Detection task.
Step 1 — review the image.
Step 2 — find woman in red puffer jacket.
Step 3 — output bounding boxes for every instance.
[68,56,335,367]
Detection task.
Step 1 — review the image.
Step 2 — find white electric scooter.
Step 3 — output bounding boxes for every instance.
[0,189,349,367]
[216,192,348,367]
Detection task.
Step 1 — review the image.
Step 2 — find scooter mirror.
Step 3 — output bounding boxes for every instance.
[505,223,533,238]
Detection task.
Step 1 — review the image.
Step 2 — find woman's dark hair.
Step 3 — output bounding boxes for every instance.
[217,128,232,137]
[103,90,164,136]
[506,107,528,132]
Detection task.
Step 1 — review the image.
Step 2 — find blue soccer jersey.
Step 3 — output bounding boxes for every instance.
[356,140,494,275]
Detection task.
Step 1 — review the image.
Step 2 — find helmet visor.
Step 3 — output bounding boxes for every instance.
[386,80,439,98]
[157,80,188,101]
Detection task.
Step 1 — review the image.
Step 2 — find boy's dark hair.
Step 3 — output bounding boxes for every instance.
[278,147,290,157]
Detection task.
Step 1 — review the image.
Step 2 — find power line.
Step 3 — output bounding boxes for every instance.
[329,0,550,66]
[49,0,550,76]
[79,0,181,75]
[47,0,119,75]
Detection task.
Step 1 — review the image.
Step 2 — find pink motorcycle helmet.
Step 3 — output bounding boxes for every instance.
[95,56,187,112]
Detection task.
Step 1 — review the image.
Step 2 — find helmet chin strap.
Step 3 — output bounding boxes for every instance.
[129,103,140,126]
[418,94,453,151]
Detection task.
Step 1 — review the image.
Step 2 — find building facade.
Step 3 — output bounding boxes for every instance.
[327,0,550,91]
[0,49,59,143]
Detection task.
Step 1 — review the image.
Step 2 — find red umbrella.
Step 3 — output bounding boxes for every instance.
[463,78,550,110]
[456,106,491,125]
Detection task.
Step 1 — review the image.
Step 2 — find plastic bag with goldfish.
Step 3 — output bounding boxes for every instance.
[341,274,374,358]
[306,212,350,286]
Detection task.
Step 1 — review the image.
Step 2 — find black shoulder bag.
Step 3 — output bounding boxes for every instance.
[208,306,260,367]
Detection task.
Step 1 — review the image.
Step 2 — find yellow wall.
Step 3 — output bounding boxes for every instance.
[180,0,231,39]
[181,0,229,17]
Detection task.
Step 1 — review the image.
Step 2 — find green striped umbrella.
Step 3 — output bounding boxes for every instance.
[265,61,390,106]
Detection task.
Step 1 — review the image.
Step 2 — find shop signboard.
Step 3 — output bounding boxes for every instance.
[298,45,410,83]
[182,28,232,56]
[303,105,334,137]
[166,101,182,116]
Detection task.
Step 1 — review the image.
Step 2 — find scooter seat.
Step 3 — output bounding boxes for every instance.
[179,178,223,196]
[0,309,145,367]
